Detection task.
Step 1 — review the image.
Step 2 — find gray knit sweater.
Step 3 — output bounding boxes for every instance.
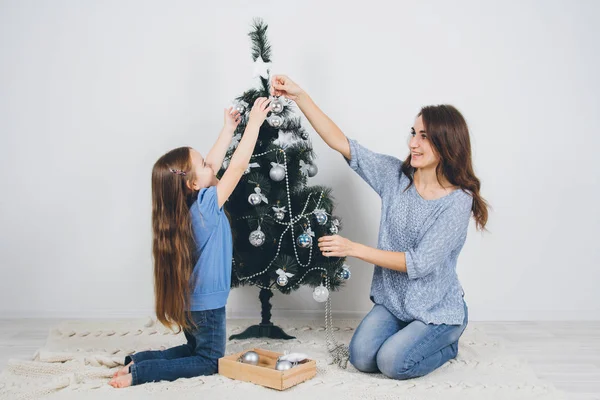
[345,138,473,325]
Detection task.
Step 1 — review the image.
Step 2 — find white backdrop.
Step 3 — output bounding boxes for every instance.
[1,0,599,321]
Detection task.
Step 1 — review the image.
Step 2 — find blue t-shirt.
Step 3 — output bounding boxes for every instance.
[189,186,233,311]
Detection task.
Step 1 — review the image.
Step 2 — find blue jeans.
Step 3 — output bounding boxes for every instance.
[349,301,468,380]
[124,306,226,385]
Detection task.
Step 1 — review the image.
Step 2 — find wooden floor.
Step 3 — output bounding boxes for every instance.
[0,319,599,399]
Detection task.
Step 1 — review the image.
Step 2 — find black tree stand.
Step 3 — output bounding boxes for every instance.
[229,288,295,340]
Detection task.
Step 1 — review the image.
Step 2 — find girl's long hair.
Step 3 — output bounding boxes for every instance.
[401,105,489,230]
[151,147,198,332]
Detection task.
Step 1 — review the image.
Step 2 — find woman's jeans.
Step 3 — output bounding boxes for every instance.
[124,306,226,385]
[349,302,468,380]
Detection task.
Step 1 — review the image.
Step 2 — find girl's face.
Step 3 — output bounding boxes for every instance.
[409,115,439,170]
[187,149,217,190]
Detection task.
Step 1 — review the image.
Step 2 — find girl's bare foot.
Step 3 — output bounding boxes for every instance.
[113,361,133,378]
[109,373,132,388]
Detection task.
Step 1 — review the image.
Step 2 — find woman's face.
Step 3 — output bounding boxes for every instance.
[409,115,438,170]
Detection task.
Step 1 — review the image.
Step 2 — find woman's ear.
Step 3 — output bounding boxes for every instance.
[186,179,198,191]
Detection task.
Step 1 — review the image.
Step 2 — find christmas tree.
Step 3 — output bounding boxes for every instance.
[218,19,351,342]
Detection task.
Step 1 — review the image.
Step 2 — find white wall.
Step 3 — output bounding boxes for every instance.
[1,0,599,321]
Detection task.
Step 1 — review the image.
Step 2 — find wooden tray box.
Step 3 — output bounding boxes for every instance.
[218,348,317,391]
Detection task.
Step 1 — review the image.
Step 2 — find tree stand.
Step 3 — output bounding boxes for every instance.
[229,288,295,340]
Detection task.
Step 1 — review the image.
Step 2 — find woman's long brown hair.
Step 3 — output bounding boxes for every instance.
[151,147,198,332]
[401,105,489,230]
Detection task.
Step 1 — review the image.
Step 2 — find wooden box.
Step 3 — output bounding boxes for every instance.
[218,348,317,391]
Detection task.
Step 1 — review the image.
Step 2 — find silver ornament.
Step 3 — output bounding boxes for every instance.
[339,265,351,280]
[276,274,289,286]
[240,350,259,365]
[275,359,293,371]
[234,100,249,115]
[249,228,266,247]
[315,210,328,226]
[330,219,340,234]
[313,285,329,302]
[275,211,285,221]
[301,131,309,140]
[248,193,262,206]
[297,233,313,248]
[267,115,283,128]
[269,164,285,182]
[307,163,318,177]
[270,97,284,114]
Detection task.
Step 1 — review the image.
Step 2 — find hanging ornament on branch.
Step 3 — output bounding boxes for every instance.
[338,265,351,280]
[249,225,266,247]
[233,100,249,115]
[269,162,286,182]
[272,205,287,221]
[297,226,315,249]
[267,114,284,128]
[330,219,340,235]
[275,268,294,287]
[269,96,285,114]
[313,283,329,302]
[313,208,329,226]
[299,160,318,178]
[248,186,268,206]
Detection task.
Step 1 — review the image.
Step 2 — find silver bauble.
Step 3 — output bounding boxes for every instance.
[301,131,310,140]
[269,165,285,182]
[307,163,318,177]
[240,350,259,365]
[330,225,339,234]
[312,285,329,302]
[270,97,284,114]
[234,101,248,115]
[339,265,351,280]
[276,275,289,286]
[275,360,293,371]
[275,211,285,221]
[267,115,283,128]
[248,193,262,206]
[315,211,328,226]
[297,233,313,248]
[249,229,266,247]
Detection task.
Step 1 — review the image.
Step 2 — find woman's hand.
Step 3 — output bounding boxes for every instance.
[271,75,304,101]
[247,97,272,128]
[318,235,356,258]
[224,106,241,132]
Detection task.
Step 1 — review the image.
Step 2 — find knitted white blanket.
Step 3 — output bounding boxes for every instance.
[0,319,565,400]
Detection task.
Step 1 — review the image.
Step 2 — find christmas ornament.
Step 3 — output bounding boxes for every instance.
[270,96,284,113]
[244,162,260,175]
[279,353,308,363]
[249,226,266,247]
[269,162,285,182]
[248,187,268,206]
[307,163,318,177]
[330,219,340,234]
[267,114,283,128]
[275,360,293,371]
[272,205,287,221]
[313,208,328,226]
[239,351,259,365]
[301,131,310,140]
[273,131,299,149]
[233,100,249,115]
[339,265,351,280]
[297,227,315,248]
[229,133,242,151]
[276,268,294,287]
[313,284,329,302]
[253,56,271,79]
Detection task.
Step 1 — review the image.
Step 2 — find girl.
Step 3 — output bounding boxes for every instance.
[271,75,488,380]
[109,97,272,388]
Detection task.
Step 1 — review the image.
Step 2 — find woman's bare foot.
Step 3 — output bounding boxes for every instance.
[109,373,132,388]
[113,361,133,378]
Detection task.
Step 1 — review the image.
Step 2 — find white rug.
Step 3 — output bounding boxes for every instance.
[0,318,565,400]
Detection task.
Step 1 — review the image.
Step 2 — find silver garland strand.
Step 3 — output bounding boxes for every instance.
[325,276,350,368]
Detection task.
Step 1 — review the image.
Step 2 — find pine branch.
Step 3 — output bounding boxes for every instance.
[248,18,272,63]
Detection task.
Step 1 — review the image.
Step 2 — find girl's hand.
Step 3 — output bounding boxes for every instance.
[224,106,241,132]
[271,75,304,101]
[247,97,271,127]
[318,235,355,258]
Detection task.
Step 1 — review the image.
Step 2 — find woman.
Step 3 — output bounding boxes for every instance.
[271,75,488,380]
